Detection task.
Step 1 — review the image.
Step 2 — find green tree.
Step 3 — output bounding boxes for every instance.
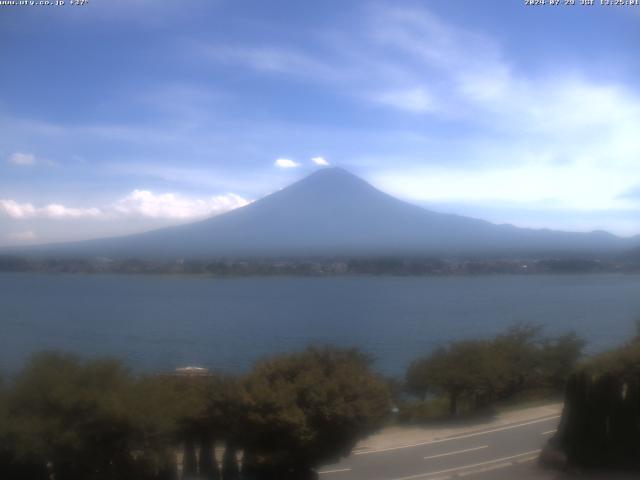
[0,370,50,480]
[240,346,391,479]
[4,352,161,480]
[406,340,494,415]
[488,324,543,399]
[406,325,585,417]
[131,371,237,480]
[538,332,585,391]
[14,353,139,479]
[489,325,584,397]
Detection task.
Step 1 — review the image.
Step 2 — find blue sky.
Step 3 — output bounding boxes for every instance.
[1,0,639,246]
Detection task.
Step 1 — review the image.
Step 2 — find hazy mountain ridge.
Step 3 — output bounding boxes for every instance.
[8,168,639,259]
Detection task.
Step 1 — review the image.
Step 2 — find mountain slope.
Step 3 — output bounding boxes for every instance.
[16,168,638,258]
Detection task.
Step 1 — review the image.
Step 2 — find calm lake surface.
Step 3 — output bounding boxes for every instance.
[1,273,639,376]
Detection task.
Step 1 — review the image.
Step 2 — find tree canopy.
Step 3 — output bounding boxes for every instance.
[0,347,392,480]
[240,347,391,476]
[406,325,584,416]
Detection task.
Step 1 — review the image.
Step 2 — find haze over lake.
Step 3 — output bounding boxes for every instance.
[2,272,639,377]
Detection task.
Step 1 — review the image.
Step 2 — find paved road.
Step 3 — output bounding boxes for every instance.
[318,414,560,480]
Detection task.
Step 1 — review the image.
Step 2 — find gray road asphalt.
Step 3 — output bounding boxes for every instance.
[317,414,561,480]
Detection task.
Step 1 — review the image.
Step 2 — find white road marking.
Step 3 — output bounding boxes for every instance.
[355,415,560,455]
[423,445,488,460]
[318,467,352,475]
[388,449,541,480]
[541,429,556,435]
[515,455,538,463]
[457,462,512,476]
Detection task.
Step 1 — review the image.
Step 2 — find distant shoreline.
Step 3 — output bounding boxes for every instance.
[1,255,638,277]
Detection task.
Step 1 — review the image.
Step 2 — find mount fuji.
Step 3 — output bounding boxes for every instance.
[14,168,638,258]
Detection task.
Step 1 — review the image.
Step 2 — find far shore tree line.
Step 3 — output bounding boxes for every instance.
[3,324,636,480]
[1,254,638,276]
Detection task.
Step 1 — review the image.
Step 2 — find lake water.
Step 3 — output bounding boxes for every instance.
[1,273,639,377]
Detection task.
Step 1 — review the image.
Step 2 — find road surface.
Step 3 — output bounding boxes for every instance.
[318,412,560,480]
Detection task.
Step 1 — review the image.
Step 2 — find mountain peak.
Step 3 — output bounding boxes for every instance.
[297,166,365,183]
[305,166,352,177]
[283,167,377,198]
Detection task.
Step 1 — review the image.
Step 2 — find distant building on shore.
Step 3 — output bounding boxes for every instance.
[169,366,212,377]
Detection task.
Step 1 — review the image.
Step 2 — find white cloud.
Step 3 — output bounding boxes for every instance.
[0,191,249,221]
[203,45,343,81]
[5,230,37,243]
[619,185,640,201]
[107,163,282,195]
[112,190,248,219]
[373,160,638,212]
[41,204,102,219]
[274,158,300,168]
[311,156,329,166]
[369,6,510,105]
[371,87,435,113]
[357,6,640,219]
[0,200,37,218]
[8,152,36,166]
[0,200,101,219]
